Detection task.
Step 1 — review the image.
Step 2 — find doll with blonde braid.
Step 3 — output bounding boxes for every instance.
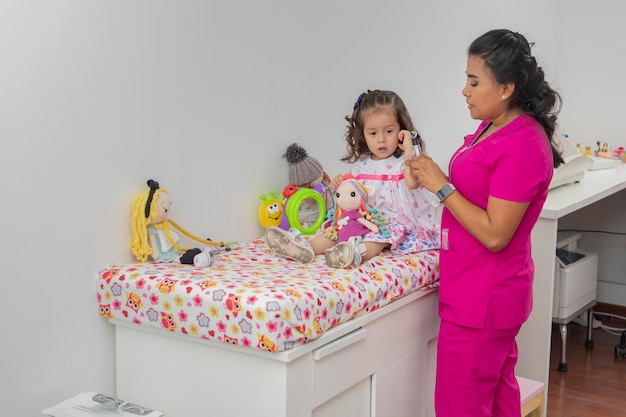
[130,179,232,267]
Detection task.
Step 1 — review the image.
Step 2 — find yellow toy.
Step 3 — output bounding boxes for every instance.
[258,190,283,229]
[129,179,234,266]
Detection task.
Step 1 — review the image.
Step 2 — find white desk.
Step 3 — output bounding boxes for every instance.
[516,167,626,416]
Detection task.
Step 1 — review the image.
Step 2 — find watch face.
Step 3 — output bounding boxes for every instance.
[437,184,454,201]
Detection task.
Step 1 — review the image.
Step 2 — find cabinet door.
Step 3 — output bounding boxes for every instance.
[312,378,370,417]
[373,343,428,417]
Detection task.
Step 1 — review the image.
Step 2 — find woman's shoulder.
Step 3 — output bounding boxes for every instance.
[490,115,552,169]
[487,114,545,147]
[511,114,544,135]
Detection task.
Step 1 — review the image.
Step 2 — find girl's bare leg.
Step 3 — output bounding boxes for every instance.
[308,234,336,255]
[361,241,390,261]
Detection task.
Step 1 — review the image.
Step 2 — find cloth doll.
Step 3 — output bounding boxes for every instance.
[283,143,333,228]
[129,179,232,266]
[323,177,389,244]
[265,176,389,268]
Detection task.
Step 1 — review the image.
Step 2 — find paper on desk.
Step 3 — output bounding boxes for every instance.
[42,392,164,417]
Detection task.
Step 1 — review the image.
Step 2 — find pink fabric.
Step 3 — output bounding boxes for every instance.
[435,319,521,417]
[355,173,405,181]
[435,114,552,416]
[336,210,371,242]
[439,114,553,329]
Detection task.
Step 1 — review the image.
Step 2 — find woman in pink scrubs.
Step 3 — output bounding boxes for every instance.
[406,29,565,416]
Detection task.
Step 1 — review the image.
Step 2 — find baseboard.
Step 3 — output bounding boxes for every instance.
[597,281,626,307]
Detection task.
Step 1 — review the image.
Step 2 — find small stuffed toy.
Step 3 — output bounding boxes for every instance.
[283,143,333,228]
[283,143,330,188]
[323,175,389,243]
[129,179,232,266]
[264,176,389,267]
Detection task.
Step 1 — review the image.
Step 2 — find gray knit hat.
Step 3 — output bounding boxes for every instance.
[283,143,324,186]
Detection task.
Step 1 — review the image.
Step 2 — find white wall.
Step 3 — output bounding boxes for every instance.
[0,0,562,414]
[555,0,626,148]
[554,0,626,305]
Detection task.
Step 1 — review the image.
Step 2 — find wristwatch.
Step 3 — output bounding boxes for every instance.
[436,183,456,202]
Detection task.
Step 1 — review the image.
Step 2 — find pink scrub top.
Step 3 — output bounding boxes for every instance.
[439,114,554,329]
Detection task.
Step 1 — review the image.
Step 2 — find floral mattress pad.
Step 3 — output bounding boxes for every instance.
[97,238,439,353]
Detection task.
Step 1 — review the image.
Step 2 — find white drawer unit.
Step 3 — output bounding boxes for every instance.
[113,288,440,417]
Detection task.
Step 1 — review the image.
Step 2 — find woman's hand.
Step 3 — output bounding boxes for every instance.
[406,155,530,253]
[405,155,449,194]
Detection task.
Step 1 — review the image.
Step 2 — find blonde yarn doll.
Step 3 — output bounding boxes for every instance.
[129,179,233,266]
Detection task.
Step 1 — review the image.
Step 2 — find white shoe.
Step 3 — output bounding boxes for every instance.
[324,242,354,268]
[265,227,315,263]
[193,247,214,267]
[349,236,365,264]
[325,236,366,268]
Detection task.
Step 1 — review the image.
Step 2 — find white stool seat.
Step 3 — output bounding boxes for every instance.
[517,376,544,417]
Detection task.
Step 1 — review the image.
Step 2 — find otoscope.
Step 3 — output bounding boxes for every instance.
[410,130,422,156]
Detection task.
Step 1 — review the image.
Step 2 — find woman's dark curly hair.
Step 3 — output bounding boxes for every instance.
[342,89,423,163]
[469,29,564,168]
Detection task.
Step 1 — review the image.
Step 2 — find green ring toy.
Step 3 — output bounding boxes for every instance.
[285,188,326,235]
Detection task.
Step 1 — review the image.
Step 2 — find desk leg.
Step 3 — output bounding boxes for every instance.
[585,308,594,348]
[517,217,557,417]
[558,323,568,372]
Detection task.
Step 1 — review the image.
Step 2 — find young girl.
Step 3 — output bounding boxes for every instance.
[266,89,440,268]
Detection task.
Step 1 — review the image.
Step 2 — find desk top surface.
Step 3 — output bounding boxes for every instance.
[541,167,626,219]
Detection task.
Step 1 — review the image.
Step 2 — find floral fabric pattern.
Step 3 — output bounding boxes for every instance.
[97,238,439,352]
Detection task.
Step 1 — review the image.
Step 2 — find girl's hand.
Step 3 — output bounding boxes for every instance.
[330,174,345,190]
[398,130,414,154]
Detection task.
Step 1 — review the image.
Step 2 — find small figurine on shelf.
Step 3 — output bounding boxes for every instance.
[601,142,610,153]
[596,141,621,159]
[129,179,233,266]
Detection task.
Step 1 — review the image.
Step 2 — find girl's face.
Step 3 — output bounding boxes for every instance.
[462,55,509,122]
[362,107,401,160]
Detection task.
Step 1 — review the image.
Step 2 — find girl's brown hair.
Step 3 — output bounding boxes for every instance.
[342,89,423,163]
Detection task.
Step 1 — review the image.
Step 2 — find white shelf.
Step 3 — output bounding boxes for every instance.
[541,168,626,219]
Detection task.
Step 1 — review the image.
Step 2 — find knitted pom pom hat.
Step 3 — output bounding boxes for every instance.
[283,143,324,186]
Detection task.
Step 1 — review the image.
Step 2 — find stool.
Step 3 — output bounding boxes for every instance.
[517,376,544,417]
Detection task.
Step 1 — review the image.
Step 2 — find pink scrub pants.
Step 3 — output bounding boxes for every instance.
[435,318,522,417]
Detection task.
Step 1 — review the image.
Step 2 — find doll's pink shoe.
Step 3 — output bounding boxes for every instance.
[265,227,315,263]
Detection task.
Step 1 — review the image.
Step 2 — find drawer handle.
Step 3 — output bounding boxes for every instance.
[313,328,368,360]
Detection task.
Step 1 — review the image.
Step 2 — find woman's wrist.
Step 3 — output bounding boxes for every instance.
[435,183,456,202]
